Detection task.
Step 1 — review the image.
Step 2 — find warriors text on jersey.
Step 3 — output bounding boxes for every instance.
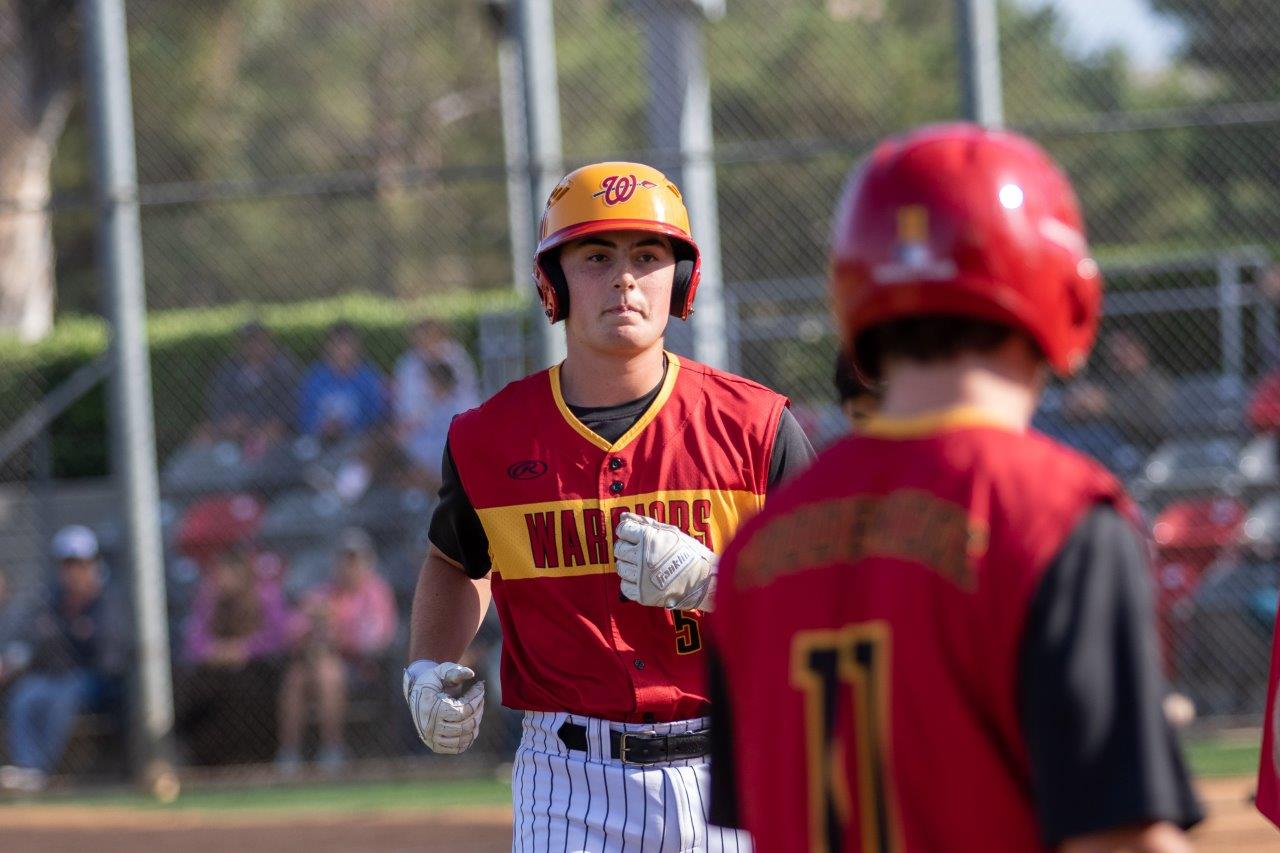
[446,353,788,723]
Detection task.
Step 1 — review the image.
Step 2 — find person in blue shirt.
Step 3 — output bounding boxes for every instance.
[1,527,129,793]
[298,322,387,443]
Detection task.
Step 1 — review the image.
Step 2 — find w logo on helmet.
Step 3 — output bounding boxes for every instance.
[593,174,658,206]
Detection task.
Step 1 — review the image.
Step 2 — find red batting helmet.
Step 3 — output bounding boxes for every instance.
[829,123,1102,376]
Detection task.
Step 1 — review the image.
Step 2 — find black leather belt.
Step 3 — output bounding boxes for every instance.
[557,721,710,765]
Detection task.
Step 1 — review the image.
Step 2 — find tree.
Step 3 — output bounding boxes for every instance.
[0,0,77,340]
[1149,0,1280,239]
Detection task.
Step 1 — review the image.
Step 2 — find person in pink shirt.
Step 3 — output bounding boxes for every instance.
[276,527,397,773]
[176,547,290,765]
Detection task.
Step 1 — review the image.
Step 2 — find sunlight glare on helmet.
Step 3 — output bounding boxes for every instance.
[998,183,1024,210]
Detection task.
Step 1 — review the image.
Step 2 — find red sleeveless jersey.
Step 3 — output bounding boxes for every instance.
[712,409,1129,852]
[449,353,787,723]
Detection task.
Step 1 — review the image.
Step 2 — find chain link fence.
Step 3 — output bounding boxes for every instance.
[0,0,1277,789]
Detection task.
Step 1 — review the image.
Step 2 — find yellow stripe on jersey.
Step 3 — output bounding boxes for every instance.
[479,487,764,581]
[857,405,1020,439]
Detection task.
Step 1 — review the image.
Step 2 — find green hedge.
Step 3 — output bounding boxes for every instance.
[0,291,526,479]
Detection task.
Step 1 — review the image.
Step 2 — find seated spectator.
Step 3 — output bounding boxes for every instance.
[276,528,397,774]
[196,321,301,455]
[1248,369,1280,433]
[1033,383,1133,474]
[298,322,387,443]
[0,527,128,793]
[394,319,478,431]
[1059,329,1173,452]
[175,547,289,766]
[400,360,479,489]
[0,564,29,697]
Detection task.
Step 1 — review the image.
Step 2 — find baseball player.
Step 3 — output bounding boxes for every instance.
[403,161,814,851]
[705,125,1204,851]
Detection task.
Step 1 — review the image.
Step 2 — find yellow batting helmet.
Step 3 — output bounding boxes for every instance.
[534,162,701,323]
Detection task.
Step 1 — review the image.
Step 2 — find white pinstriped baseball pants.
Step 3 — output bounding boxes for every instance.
[512,710,752,853]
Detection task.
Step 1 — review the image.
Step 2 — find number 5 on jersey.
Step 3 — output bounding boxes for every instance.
[791,622,900,853]
[673,609,702,654]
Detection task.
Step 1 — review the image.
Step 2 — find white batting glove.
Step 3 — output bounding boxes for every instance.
[403,659,485,754]
[613,511,717,611]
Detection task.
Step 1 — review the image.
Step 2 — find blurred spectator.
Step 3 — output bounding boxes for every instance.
[1033,384,1133,475]
[1247,368,1280,433]
[298,322,387,442]
[175,547,289,766]
[833,348,879,429]
[197,321,301,454]
[1259,263,1280,368]
[400,360,479,488]
[0,565,29,694]
[176,494,265,569]
[1060,329,1173,451]
[323,426,412,505]
[1150,497,1246,676]
[0,527,128,793]
[1177,508,1279,716]
[394,319,478,430]
[276,528,396,774]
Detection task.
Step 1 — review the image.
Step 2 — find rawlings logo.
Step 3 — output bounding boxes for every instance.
[593,174,658,206]
[507,460,548,480]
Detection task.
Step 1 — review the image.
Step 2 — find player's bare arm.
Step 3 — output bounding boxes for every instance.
[408,547,490,664]
[403,546,491,754]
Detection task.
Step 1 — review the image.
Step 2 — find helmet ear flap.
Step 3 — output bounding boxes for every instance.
[536,254,571,324]
[670,243,699,320]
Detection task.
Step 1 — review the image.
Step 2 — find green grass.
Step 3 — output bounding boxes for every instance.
[2,735,1262,815]
[4,777,512,813]
[1186,736,1262,778]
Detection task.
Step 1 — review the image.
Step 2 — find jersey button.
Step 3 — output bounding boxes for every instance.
[633,658,645,670]
[643,712,656,724]
[610,481,625,494]
[609,458,624,471]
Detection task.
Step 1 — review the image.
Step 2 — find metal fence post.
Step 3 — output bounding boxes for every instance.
[495,1,534,301]
[955,0,1004,127]
[636,0,728,369]
[1219,253,1245,384]
[516,0,566,369]
[80,0,176,796]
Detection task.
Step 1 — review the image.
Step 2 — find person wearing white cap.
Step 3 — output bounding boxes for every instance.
[0,526,129,793]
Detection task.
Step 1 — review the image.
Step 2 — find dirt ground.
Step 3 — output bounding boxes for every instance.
[0,804,513,852]
[1192,776,1277,852]
[0,777,1273,851]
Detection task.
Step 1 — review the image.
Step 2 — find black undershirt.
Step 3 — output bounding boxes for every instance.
[707,505,1204,844]
[427,374,815,578]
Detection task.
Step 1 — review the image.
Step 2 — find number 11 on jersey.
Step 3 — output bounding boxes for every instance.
[791,621,900,853]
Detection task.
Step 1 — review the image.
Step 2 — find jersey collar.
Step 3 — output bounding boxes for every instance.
[549,352,682,453]
[858,405,1024,439]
